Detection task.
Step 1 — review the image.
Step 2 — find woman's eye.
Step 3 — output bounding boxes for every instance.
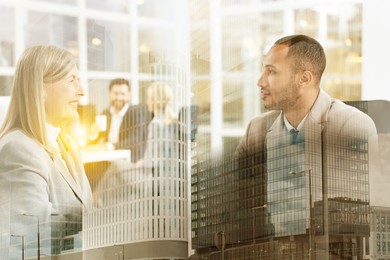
[69,76,78,83]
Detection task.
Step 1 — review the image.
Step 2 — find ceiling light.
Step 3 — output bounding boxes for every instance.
[345,38,352,47]
[91,37,102,46]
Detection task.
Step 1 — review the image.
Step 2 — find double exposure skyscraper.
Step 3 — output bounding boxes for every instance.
[191,100,376,259]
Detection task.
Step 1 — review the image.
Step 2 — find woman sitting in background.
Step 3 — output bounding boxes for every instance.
[141,82,182,174]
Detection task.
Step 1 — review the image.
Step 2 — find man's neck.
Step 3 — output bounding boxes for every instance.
[283,89,319,128]
[284,109,308,129]
[111,103,129,115]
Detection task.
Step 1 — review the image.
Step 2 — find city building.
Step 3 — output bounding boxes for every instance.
[367,206,390,259]
[82,51,190,259]
[0,0,390,259]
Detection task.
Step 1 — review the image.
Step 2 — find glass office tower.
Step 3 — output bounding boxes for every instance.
[190,1,373,259]
[0,0,191,259]
[1,0,389,259]
[191,104,372,260]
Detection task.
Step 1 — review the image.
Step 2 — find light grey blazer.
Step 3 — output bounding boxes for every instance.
[236,89,377,166]
[0,130,92,255]
[235,89,377,239]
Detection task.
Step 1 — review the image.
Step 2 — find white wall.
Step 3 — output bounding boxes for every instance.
[362,0,390,101]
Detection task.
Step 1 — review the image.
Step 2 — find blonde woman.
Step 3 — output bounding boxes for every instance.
[141,82,180,169]
[0,45,92,256]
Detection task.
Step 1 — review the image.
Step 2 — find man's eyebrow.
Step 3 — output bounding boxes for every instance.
[262,64,277,69]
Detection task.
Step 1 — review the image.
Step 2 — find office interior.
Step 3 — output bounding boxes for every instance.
[1,0,390,259]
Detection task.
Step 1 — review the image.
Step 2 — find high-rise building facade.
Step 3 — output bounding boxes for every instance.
[191,100,381,259]
[1,0,390,259]
[83,52,190,259]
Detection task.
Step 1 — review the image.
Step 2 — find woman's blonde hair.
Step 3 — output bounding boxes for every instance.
[147,82,177,124]
[0,45,76,151]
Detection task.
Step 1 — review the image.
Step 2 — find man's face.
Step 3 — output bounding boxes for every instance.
[257,44,300,111]
[110,84,130,111]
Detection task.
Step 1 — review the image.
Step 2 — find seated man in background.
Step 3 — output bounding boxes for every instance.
[101,78,152,163]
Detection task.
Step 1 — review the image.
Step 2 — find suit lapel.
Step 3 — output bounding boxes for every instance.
[55,137,86,206]
[307,89,333,126]
[266,113,286,151]
[52,153,84,201]
[304,89,333,189]
[104,109,112,141]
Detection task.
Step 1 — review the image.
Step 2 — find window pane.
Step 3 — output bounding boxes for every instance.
[86,0,130,13]
[88,79,110,114]
[25,12,78,57]
[0,7,15,67]
[0,76,13,96]
[139,28,177,70]
[138,0,180,20]
[87,19,131,71]
[25,0,77,5]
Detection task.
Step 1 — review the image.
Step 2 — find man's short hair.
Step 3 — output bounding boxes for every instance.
[109,78,130,92]
[275,34,326,81]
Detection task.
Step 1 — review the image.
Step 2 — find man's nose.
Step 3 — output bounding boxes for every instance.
[257,72,266,88]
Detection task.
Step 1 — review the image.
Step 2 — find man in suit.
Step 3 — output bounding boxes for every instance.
[102,78,152,163]
[235,35,377,258]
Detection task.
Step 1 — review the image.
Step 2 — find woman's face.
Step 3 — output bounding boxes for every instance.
[44,65,84,126]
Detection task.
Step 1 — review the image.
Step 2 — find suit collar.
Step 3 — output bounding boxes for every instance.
[267,89,332,134]
[54,137,91,208]
[110,103,130,117]
[307,89,333,125]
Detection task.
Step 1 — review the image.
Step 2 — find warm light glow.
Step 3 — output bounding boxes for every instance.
[95,115,107,132]
[299,19,308,28]
[345,38,352,47]
[139,44,150,53]
[349,56,363,63]
[72,125,87,147]
[91,37,102,46]
[137,0,144,5]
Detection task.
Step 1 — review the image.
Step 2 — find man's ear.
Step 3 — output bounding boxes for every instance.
[298,70,313,86]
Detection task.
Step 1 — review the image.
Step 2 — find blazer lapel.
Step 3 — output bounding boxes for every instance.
[307,89,333,126]
[304,89,333,190]
[54,138,86,205]
[266,112,286,150]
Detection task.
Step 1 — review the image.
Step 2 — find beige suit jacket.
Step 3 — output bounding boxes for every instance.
[235,89,377,239]
[236,89,377,167]
[0,130,92,253]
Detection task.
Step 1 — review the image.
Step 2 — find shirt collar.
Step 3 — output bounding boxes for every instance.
[110,103,130,117]
[46,123,61,150]
[283,113,308,132]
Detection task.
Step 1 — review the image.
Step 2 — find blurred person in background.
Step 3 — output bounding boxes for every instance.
[140,82,181,170]
[100,78,152,163]
[0,45,92,257]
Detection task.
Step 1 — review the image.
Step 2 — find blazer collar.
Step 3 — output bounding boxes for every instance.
[267,89,333,134]
[53,138,89,207]
[307,89,333,126]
